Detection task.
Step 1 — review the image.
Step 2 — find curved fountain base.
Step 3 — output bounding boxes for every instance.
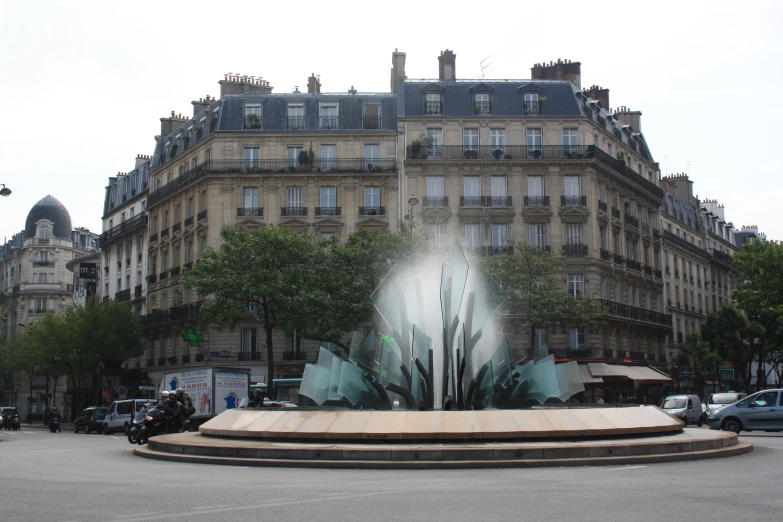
[133,408,752,468]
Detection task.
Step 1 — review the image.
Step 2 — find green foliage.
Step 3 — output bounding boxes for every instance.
[701,304,752,385]
[480,242,606,355]
[674,332,721,394]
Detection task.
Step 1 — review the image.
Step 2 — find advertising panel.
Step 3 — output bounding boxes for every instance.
[161,369,213,417]
[214,371,249,414]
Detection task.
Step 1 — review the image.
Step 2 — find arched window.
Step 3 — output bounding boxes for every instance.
[38,226,50,239]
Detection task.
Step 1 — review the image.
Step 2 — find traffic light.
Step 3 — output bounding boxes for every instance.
[141,378,147,385]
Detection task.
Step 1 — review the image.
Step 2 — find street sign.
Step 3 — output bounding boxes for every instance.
[719,368,735,380]
[210,351,220,357]
[117,386,128,396]
[118,395,126,400]
[138,385,156,391]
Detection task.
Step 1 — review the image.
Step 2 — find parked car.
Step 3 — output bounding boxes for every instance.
[705,392,748,418]
[706,389,783,434]
[661,394,703,426]
[74,407,108,434]
[103,399,151,435]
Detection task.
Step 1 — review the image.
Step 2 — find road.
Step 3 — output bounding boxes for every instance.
[0,426,781,522]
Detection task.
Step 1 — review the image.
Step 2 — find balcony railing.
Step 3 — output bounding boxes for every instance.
[319,116,339,129]
[134,285,142,298]
[600,248,610,261]
[613,253,624,265]
[158,357,166,366]
[172,222,181,234]
[425,101,442,115]
[523,101,542,115]
[712,249,733,265]
[458,196,512,208]
[184,216,194,227]
[655,269,663,279]
[140,301,203,328]
[149,232,158,243]
[561,195,587,206]
[359,206,385,216]
[601,300,673,327]
[626,259,642,271]
[315,207,341,216]
[524,196,549,207]
[115,289,130,302]
[281,207,307,217]
[641,223,650,234]
[624,214,639,228]
[423,196,449,208]
[363,115,381,129]
[32,260,54,267]
[160,228,169,239]
[611,207,620,219]
[598,200,607,213]
[197,210,207,221]
[184,262,193,271]
[159,271,169,281]
[488,246,513,256]
[473,101,492,115]
[237,352,263,362]
[287,116,305,130]
[562,244,588,257]
[237,207,263,217]
[644,266,653,276]
[406,145,596,161]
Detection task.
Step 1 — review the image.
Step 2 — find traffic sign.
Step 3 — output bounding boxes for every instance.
[138,385,156,391]
[118,395,127,400]
[719,368,734,380]
[117,386,128,396]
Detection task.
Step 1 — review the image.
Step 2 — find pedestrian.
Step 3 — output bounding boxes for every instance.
[596,396,605,404]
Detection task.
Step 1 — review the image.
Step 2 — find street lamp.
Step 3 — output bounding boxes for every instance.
[407,194,419,222]
[0,184,11,197]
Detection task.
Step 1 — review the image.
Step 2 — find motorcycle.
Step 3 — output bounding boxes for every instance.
[135,406,170,445]
[128,408,148,444]
[11,413,20,431]
[49,416,61,433]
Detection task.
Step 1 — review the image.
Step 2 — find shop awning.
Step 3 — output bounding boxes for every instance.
[616,366,671,383]
[587,363,625,377]
[579,364,604,384]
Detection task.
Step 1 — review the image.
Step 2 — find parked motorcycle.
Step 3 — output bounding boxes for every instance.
[135,406,170,445]
[49,416,61,433]
[11,413,20,431]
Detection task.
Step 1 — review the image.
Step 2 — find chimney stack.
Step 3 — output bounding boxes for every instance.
[615,107,642,132]
[531,59,581,89]
[438,50,457,81]
[307,73,321,94]
[390,48,406,93]
[219,72,274,98]
[135,154,151,169]
[586,85,610,111]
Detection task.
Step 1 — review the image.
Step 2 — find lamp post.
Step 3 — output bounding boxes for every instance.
[407,194,419,222]
[0,184,11,197]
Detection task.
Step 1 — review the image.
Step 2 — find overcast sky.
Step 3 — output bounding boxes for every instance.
[1,0,781,242]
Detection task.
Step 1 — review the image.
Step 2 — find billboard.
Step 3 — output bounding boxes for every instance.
[161,369,213,417]
[215,371,250,414]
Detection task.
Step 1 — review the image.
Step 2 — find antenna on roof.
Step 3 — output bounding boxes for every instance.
[479,56,494,79]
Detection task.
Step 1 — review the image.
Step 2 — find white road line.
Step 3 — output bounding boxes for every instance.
[111,436,120,441]
[189,505,231,510]
[756,445,783,450]
[114,513,158,520]
[596,465,648,472]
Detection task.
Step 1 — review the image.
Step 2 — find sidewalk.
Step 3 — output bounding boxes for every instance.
[21,422,74,430]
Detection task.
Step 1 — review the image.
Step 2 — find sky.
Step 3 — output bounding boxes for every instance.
[1,0,781,242]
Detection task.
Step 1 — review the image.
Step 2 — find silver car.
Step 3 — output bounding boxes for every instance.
[706,389,783,433]
[705,392,747,418]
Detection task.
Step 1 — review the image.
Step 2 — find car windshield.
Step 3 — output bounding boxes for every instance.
[661,399,686,409]
[709,394,739,405]
[93,409,106,419]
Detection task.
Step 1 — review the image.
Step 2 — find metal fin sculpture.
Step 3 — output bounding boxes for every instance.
[299,243,584,410]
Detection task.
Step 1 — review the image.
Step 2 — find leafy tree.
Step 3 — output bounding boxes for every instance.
[674,333,721,395]
[3,332,44,417]
[701,304,752,389]
[23,313,69,409]
[480,242,606,359]
[730,240,783,390]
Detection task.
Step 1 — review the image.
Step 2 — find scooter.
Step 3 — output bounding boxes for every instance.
[11,413,20,431]
[49,416,61,433]
[128,408,148,444]
[136,406,170,445]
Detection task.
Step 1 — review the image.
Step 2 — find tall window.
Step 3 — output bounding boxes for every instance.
[363,103,380,129]
[38,226,50,239]
[529,224,545,248]
[286,187,302,209]
[426,176,444,197]
[186,197,194,218]
[243,147,260,168]
[566,224,583,245]
[464,224,481,247]
[320,186,337,213]
[426,128,442,158]
[241,328,257,359]
[491,224,508,247]
[523,93,539,115]
[428,224,445,246]
[489,128,505,155]
[364,186,380,207]
[287,104,304,130]
[319,103,338,129]
[490,176,507,197]
[613,232,621,253]
[527,176,544,204]
[567,274,584,297]
[601,278,608,299]
[463,176,480,207]
[242,187,258,210]
[474,93,491,115]
[600,227,607,249]
[462,129,479,151]
[425,93,442,115]
[526,128,543,154]
[364,144,380,170]
[320,145,336,171]
[286,146,303,168]
[244,105,261,129]
[563,175,581,197]
[569,327,586,350]
[563,128,579,153]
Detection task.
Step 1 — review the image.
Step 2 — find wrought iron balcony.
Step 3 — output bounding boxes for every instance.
[140,301,203,329]
[159,271,169,281]
[406,145,596,161]
[32,260,54,267]
[115,289,130,302]
[282,351,307,361]
[423,196,449,208]
[524,195,549,207]
[359,206,385,216]
[641,222,650,234]
[149,232,158,243]
[184,262,193,271]
[319,116,339,129]
[363,115,381,129]
[598,200,607,213]
[160,228,169,239]
[523,101,542,115]
[644,266,653,276]
[134,285,142,298]
[626,259,642,271]
[237,207,263,217]
[238,352,263,362]
[488,246,513,256]
[601,299,673,327]
[181,355,190,364]
[197,210,207,221]
[99,214,148,245]
[281,207,307,217]
[562,244,588,257]
[287,116,305,130]
[425,101,442,115]
[172,222,181,233]
[460,196,482,208]
[486,196,511,207]
[655,269,663,279]
[613,253,625,265]
[611,207,620,219]
[158,357,166,366]
[600,248,610,260]
[315,207,341,216]
[625,214,639,228]
[459,196,512,208]
[473,101,492,115]
[561,195,587,206]
[712,249,733,265]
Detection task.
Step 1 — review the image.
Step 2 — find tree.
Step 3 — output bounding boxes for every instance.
[730,240,783,390]
[22,313,68,410]
[674,333,721,395]
[701,304,752,389]
[480,242,606,359]
[3,332,44,418]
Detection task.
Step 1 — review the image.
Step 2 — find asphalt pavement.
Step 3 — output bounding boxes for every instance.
[0,425,781,522]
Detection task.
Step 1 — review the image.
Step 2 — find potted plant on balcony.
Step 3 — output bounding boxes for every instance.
[297,150,314,172]
[150,306,160,313]
[492,148,504,160]
[245,113,261,129]
[170,266,181,276]
[146,274,156,284]
[410,138,422,158]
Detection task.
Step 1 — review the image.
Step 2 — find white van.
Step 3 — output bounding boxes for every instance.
[103,399,152,435]
[661,394,703,426]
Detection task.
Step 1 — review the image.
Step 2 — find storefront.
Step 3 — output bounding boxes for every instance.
[578,363,672,404]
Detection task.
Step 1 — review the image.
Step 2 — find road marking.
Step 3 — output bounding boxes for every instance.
[189,505,231,510]
[114,513,158,520]
[756,445,783,450]
[111,436,120,441]
[596,465,648,472]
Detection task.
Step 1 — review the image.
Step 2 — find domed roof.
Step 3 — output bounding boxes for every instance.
[25,195,72,239]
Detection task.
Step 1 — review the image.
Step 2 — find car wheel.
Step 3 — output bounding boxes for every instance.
[124,423,130,436]
[74,425,79,434]
[103,424,110,435]
[697,419,703,427]
[722,418,742,434]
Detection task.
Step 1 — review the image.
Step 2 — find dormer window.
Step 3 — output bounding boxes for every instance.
[425,93,442,115]
[319,103,338,129]
[287,104,305,130]
[210,109,219,133]
[473,93,491,115]
[244,104,262,129]
[38,226,50,239]
[523,93,541,115]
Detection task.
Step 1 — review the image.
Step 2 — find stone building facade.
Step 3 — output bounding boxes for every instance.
[396,51,671,365]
